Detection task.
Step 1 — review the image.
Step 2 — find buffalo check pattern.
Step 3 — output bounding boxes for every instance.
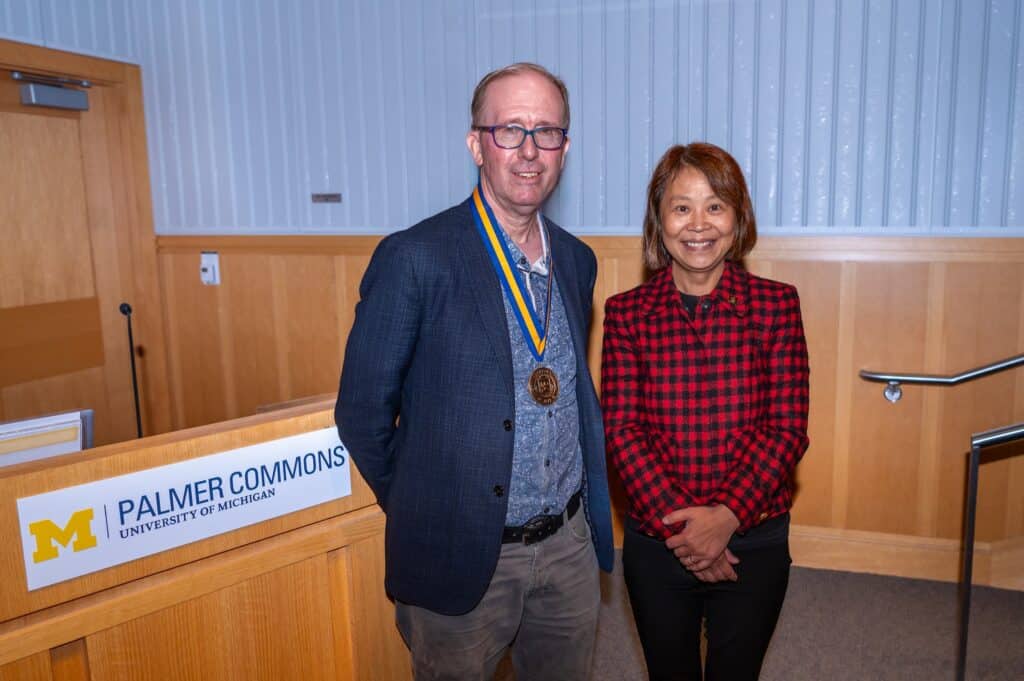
[601,262,810,540]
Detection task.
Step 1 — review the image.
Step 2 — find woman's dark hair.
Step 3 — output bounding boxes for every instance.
[641,142,757,270]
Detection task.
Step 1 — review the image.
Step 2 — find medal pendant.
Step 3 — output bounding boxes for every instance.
[528,367,559,406]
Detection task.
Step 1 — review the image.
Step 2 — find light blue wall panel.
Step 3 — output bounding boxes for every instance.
[578,0,606,228]
[0,0,43,43]
[779,0,810,228]
[977,0,1016,227]
[884,0,920,228]
[1006,0,1024,225]
[754,0,783,226]
[730,1,758,202]
[0,0,134,60]
[2,0,1024,236]
[805,0,838,227]
[604,0,629,227]
[858,0,892,228]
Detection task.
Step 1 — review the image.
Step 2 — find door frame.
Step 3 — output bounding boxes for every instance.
[0,39,172,437]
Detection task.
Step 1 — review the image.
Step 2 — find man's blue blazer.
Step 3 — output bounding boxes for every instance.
[335,198,614,616]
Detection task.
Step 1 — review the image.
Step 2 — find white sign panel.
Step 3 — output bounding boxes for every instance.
[17,427,351,590]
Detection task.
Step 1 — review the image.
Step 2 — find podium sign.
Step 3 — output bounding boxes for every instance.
[17,426,351,590]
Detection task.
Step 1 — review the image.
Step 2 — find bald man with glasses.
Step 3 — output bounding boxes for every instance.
[335,63,613,680]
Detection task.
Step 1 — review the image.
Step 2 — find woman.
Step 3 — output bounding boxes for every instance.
[601,142,809,680]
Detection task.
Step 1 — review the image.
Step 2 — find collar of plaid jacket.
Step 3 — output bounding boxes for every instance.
[645,260,750,320]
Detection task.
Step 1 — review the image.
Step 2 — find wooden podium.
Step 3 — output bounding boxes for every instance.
[0,401,411,680]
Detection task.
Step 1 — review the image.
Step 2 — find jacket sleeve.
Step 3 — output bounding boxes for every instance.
[601,297,697,539]
[711,287,810,531]
[334,234,422,511]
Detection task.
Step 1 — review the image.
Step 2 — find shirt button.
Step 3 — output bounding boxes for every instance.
[503,420,512,431]
[545,459,550,467]
[543,506,550,513]
[547,411,553,418]
[493,485,504,497]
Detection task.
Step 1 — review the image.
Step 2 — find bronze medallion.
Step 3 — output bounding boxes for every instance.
[528,366,560,406]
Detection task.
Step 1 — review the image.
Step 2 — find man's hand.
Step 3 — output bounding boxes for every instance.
[663,505,740,572]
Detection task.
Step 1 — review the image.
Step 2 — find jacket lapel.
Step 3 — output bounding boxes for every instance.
[547,223,587,360]
[457,201,515,392]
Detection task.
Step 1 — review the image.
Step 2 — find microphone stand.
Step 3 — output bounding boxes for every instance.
[119,303,143,439]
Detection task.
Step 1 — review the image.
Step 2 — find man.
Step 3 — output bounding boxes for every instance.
[335,62,613,680]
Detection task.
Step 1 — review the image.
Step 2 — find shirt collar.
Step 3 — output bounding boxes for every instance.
[501,214,550,276]
[646,261,749,319]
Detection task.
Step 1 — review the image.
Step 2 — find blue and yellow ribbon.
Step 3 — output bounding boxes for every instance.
[471,184,551,361]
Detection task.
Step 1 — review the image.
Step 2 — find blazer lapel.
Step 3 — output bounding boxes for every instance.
[547,223,587,359]
[457,204,515,392]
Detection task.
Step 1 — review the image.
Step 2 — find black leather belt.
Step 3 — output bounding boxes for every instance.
[502,490,582,545]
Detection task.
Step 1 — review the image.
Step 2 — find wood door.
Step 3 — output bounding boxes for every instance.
[0,40,171,445]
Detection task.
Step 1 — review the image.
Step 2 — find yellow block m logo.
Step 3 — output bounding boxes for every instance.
[29,509,98,563]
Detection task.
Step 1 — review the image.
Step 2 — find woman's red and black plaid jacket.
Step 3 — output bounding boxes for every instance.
[601,261,810,541]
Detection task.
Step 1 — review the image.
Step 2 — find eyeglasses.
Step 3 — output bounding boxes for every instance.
[472,124,568,150]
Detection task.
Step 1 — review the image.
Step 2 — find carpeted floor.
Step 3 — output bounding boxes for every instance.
[496,554,1024,680]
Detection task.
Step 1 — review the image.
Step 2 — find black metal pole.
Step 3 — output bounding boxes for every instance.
[956,444,981,681]
[119,303,143,439]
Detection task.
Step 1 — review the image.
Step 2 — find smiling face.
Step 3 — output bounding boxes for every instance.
[659,166,738,294]
[466,71,569,228]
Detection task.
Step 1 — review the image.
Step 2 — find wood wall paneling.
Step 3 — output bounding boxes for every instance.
[114,65,173,436]
[160,253,230,429]
[0,652,50,681]
[343,535,412,681]
[846,262,931,536]
[0,298,105,388]
[1013,281,1024,538]
[154,235,1024,584]
[766,260,843,528]
[935,263,1024,541]
[326,546,357,680]
[271,256,342,401]
[332,254,371,379]
[86,557,337,681]
[222,254,281,418]
[160,251,347,430]
[49,639,90,681]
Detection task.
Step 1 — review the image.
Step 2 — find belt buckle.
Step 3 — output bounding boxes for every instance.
[521,514,554,545]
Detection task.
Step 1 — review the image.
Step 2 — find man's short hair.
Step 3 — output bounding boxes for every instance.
[470,62,570,129]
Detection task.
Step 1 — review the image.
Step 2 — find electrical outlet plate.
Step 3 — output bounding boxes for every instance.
[200,251,221,285]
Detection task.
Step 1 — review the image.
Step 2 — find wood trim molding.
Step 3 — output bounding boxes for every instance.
[0,39,128,85]
[790,524,1023,590]
[156,235,385,255]
[157,234,1024,262]
[989,536,1024,591]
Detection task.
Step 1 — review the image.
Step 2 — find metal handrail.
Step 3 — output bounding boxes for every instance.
[859,353,1024,402]
[957,421,1024,681]
[971,421,1024,449]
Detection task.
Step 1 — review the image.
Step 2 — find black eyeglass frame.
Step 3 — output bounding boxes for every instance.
[472,124,569,150]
